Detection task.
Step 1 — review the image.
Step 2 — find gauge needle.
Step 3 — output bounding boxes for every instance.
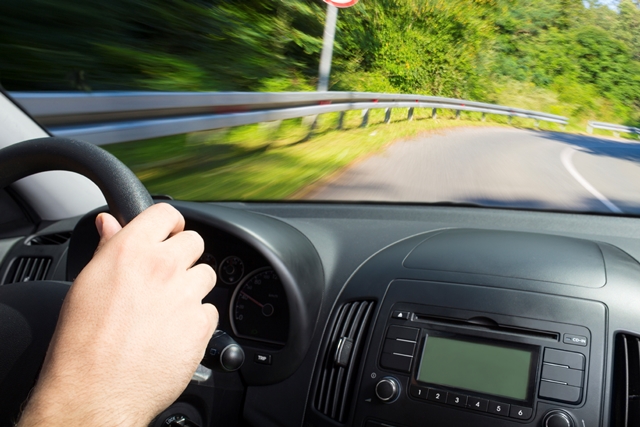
[241,291,264,308]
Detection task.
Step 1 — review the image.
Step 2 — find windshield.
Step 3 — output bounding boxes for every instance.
[1,0,639,214]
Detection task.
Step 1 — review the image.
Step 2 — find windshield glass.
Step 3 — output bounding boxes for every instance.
[1,0,639,214]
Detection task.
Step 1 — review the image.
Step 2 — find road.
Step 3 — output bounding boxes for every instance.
[303,127,640,215]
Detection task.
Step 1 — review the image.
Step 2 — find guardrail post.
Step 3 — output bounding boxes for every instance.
[507,115,512,125]
[481,113,486,122]
[455,110,461,120]
[384,108,392,124]
[432,108,437,120]
[337,111,346,130]
[614,131,620,138]
[361,109,369,128]
[534,119,539,129]
[259,119,282,134]
[587,125,593,134]
[407,107,414,121]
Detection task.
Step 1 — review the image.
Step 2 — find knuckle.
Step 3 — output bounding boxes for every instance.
[183,230,205,250]
[156,203,183,224]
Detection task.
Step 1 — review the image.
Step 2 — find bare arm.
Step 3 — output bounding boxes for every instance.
[18,203,218,427]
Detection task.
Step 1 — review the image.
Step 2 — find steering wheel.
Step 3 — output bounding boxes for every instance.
[0,137,153,426]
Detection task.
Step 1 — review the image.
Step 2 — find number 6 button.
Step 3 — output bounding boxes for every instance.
[489,401,510,416]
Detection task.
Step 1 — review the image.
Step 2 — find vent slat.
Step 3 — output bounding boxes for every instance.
[316,304,347,412]
[3,257,52,284]
[27,231,72,246]
[338,302,374,421]
[330,302,367,418]
[13,258,26,283]
[21,258,34,282]
[314,301,375,423]
[613,334,640,426]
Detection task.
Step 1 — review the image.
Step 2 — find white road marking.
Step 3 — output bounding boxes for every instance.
[560,147,623,214]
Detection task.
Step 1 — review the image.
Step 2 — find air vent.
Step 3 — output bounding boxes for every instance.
[315,301,375,423]
[612,334,640,426]
[3,257,52,284]
[26,231,72,246]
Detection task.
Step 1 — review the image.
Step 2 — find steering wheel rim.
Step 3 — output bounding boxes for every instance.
[0,137,153,426]
[0,137,153,226]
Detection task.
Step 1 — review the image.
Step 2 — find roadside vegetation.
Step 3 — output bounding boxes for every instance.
[1,0,638,128]
[1,0,639,199]
[103,110,561,201]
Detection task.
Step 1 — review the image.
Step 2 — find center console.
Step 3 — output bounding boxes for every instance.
[352,280,606,427]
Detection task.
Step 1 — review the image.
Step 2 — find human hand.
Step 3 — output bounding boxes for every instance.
[18,203,218,427]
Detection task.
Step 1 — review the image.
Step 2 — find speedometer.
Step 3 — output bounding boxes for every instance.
[230,268,289,345]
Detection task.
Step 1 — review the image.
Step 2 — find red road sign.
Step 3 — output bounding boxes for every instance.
[324,0,359,8]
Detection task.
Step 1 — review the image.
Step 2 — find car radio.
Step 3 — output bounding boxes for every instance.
[352,285,603,427]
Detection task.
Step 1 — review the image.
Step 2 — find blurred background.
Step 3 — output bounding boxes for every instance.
[0,0,639,210]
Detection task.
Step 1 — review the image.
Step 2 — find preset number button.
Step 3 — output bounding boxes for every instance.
[446,393,467,407]
[427,389,448,403]
[488,401,510,417]
[509,405,533,420]
[466,397,489,412]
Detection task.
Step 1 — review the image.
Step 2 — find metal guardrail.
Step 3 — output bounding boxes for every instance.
[587,121,639,136]
[10,91,569,146]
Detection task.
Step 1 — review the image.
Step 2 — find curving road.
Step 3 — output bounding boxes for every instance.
[304,127,640,215]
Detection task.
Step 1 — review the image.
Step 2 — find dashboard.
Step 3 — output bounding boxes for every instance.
[3,201,640,427]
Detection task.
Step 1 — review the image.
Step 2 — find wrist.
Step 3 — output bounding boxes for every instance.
[18,381,141,427]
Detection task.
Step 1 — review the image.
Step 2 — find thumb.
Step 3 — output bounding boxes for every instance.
[95,213,123,253]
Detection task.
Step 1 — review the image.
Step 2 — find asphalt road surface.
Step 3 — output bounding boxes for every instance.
[304,127,640,215]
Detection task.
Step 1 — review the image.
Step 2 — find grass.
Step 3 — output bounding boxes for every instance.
[103,107,584,201]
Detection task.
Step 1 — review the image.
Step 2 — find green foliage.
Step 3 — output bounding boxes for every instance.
[0,0,638,125]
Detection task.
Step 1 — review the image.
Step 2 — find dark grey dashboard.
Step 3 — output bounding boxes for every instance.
[3,202,640,427]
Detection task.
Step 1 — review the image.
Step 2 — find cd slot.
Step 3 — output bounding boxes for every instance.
[413,313,559,342]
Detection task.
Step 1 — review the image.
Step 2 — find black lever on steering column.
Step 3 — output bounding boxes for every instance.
[200,330,245,372]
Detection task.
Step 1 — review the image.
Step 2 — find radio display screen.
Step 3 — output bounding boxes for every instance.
[417,336,534,400]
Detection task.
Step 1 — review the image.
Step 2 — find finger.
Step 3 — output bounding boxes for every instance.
[95,213,122,253]
[123,203,185,243]
[185,263,217,299]
[163,230,206,268]
[201,303,219,339]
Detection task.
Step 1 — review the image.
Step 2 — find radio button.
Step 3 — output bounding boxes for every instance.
[509,405,533,420]
[539,380,582,403]
[386,325,419,341]
[543,349,585,370]
[410,384,428,400]
[380,353,412,372]
[383,338,416,356]
[488,401,510,416]
[446,393,467,407]
[466,397,488,412]
[391,310,411,320]
[542,364,584,387]
[427,389,448,403]
[563,334,588,347]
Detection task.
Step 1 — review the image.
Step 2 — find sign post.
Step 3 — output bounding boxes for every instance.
[317,0,359,92]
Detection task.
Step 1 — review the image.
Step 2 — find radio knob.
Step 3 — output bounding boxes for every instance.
[375,377,400,402]
[543,410,575,427]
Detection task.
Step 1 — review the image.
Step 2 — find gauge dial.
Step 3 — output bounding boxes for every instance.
[219,256,244,285]
[198,252,217,271]
[231,268,289,344]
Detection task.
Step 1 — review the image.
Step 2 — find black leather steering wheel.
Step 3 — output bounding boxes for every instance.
[0,137,153,426]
